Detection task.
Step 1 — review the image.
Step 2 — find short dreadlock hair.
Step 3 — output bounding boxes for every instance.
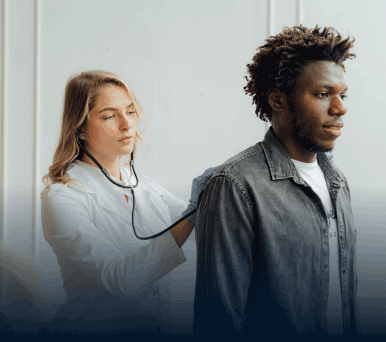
[244,25,356,122]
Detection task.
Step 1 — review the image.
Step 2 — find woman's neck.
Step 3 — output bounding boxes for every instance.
[81,154,121,179]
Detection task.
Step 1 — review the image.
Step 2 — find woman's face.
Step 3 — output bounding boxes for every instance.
[81,83,138,161]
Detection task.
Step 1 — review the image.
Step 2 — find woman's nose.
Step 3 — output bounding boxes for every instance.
[120,115,131,130]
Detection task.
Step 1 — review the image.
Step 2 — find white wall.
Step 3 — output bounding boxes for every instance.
[1,0,269,313]
[1,0,386,331]
[38,0,268,201]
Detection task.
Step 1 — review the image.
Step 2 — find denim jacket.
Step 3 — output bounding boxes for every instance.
[194,127,359,338]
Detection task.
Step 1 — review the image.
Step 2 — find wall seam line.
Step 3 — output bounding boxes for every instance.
[1,0,8,244]
[32,0,41,264]
[153,82,158,182]
[297,0,304,26]
[1,0,8,304]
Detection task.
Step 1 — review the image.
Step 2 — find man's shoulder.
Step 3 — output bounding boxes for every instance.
[214,142,267,180]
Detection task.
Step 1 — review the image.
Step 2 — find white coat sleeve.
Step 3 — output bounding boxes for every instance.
[41,185,187,298]
[142,177,188,223]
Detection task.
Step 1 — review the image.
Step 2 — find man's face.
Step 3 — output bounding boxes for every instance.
[287,60,348,154]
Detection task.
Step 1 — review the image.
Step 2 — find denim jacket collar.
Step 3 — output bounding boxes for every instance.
[262,126,345,188]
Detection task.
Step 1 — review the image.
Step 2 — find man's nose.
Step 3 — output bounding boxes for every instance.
[330,95,347,116]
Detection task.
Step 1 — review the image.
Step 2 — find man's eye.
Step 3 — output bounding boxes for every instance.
[340,94,348,100]
[316,93,329,98]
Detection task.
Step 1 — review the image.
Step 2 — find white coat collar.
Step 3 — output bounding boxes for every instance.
[66,160,135,192]
[66,160,136,221]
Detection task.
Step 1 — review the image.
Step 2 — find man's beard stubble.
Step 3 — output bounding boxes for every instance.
[288,99,333,155]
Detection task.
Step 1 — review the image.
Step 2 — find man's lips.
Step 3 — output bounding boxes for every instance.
[323,123,344,129]
[322,123,343,137]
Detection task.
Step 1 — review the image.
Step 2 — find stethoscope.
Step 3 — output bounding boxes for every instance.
[76,132,196,240]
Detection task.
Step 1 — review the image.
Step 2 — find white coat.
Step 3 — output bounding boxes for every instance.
[41,160,192,334]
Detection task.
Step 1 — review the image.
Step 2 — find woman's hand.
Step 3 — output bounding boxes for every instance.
[181,165,220,225]
[170,165,220,247]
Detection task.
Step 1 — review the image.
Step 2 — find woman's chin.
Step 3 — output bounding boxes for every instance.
[115,146,134,157]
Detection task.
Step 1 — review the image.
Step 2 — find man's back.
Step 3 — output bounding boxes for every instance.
[194,128,358,339]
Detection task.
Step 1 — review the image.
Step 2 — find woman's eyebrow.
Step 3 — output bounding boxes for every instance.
[98,103,134,114]
[98,107,117,114]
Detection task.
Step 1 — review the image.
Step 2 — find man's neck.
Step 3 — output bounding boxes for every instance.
[272,126,317,163]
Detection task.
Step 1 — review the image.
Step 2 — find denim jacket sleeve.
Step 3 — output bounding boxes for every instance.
[194,174,254,337]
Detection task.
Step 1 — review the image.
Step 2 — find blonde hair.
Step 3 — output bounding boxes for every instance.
[42,70,148,187]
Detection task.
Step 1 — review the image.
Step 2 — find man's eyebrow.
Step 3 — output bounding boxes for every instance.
[316,84,348,92]
[97,103,134,114]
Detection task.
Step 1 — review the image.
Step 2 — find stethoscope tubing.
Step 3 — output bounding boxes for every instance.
[76,132,196,240]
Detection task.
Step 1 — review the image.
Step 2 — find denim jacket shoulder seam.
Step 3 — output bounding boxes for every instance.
[208,172,254,208]
[221,146,262,208]
[224,144,263,172]
[228,173,254,208]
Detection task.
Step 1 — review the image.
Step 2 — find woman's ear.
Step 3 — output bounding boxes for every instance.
[267,88,286,113]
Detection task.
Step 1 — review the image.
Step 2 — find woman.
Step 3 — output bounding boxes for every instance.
[41,70,215,336]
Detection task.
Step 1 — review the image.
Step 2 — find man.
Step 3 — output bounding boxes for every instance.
[194,25,359,339]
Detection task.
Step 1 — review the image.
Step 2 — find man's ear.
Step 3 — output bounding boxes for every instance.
[267,88,286,113]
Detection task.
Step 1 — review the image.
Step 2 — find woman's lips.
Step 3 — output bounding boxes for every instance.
[118,137,133,144]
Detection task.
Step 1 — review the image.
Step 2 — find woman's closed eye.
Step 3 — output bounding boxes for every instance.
[104,111,135,120]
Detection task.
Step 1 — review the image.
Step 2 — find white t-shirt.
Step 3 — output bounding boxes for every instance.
[291,158,343,335]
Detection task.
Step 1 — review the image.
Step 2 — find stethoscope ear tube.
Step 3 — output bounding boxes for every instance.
[76,131,195,240]
[76,131,138,189]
